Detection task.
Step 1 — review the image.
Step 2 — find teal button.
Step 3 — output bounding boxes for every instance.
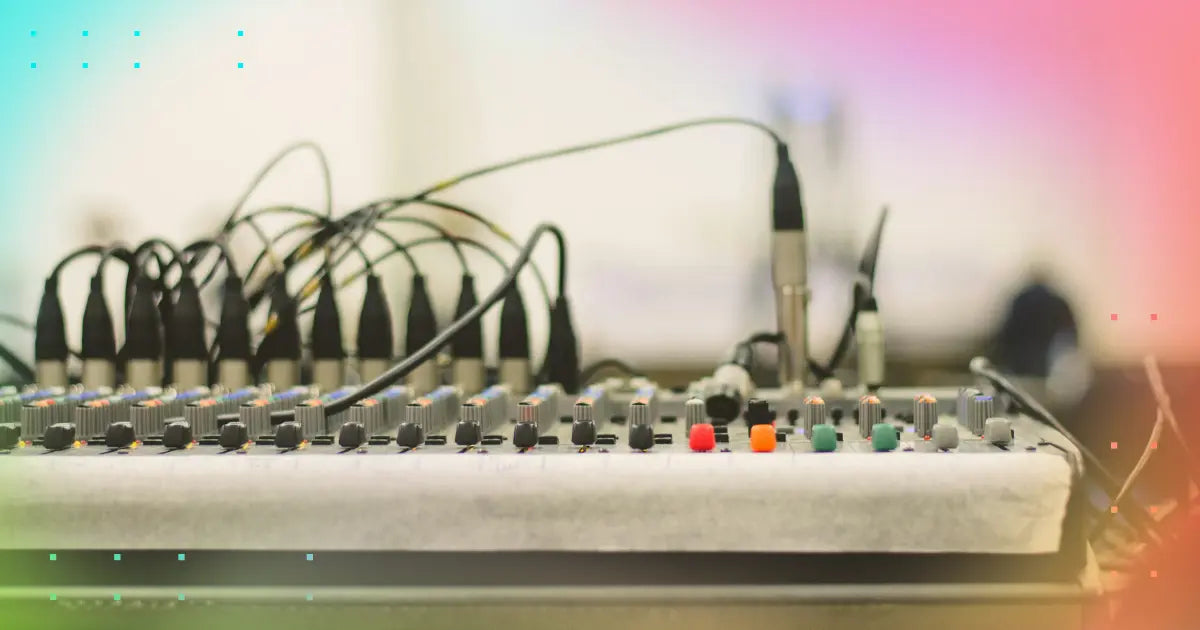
[871,424,898,451]
[810,424,837,452]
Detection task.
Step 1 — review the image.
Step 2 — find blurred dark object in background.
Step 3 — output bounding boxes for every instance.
[992,268,1078,378]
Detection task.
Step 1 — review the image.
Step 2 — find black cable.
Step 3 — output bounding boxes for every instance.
[244,222,561,423]
[185,239,240,291]
[273,117,784,306]
[295,234,552,317]
[301,197,520,300]
[821,206,890,377]
[132,238,189,282]
[969,357,1169,546]
[221,141,333,232]
[579,358,640,384]
[0,314,35,331]
[0,342,35,384]
[378,216,469,272]
[409,117,782,199]
[50,245,105,279]
[237,214,402,298]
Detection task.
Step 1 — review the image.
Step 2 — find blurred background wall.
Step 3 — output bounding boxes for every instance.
[2,0,1197,375]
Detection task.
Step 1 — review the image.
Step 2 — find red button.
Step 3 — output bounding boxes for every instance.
[689,424,716,452]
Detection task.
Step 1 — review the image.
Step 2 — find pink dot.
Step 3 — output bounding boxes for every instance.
[1150,506,1158,514]
[1110,313,1118,321]
[1150,570,1158,578]
[1110,442,1118,449]
[1150,313,1158,321]
[1110,506,1119,514]
[1151,441,1158,450]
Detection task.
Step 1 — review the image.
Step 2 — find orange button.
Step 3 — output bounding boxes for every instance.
[750,424,776,452]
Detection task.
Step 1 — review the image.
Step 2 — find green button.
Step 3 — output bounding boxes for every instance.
[871,423,898,451]
[810,424,837,452]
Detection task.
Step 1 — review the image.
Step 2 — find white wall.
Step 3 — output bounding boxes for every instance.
[0,0,1144,377]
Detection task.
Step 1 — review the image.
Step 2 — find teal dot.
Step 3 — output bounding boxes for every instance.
[237,62,244,68]
[82,30,88,37]
[133,62,141,69]
[30,62,36,69]
[306,553,313,561]
[82,62,89,69]
[305,594,313,601]
[113,594,120,601]
[237,30,244,36]
[177,553,185,561]
[48,553,55,561]
[178,593,185,601]
[30,30,36,37]
[134,30,141,37]
[113,553,120,561]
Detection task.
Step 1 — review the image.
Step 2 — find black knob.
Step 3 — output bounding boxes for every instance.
[396,422,424,448]
[219,421,249,449]
[512,422,539,448]
[628,423,655,450]
[745,398,774,430]
[275,421,304,449]
[0,423,20,450]
[786,409,800,426]
[44,423,77,450]
[104,422,135,448]
[162,421,193,449]
[454,421,482,446]
[571,420,597,446]
[338,421,367,448]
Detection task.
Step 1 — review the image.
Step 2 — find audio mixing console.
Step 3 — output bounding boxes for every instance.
[0,120,1108,629]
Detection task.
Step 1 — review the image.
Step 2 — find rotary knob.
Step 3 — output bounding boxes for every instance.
[802,396,826,438]
[684,398,706,429]
[968,395,994,437]
[858,394,883,438]
[913,394,938,438]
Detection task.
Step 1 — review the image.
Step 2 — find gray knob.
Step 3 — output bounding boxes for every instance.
[684,398,706,428]
[629,401,651,426]
[573,401,594,424]
[21,400,57,440]
[129,400,167,438]
[931,423,960,450]
[984,417,1012,445]
[463,402,486,425]
[913,394,938,438]
[858,394,882,438]
[350,399,387,437]
[239,401,272,439]
[802,396,826,437]
[968,395,994,436]
[293,399,327,438]
[407,401,434,433]
[518,401,538,425]
[957,387,981,426]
